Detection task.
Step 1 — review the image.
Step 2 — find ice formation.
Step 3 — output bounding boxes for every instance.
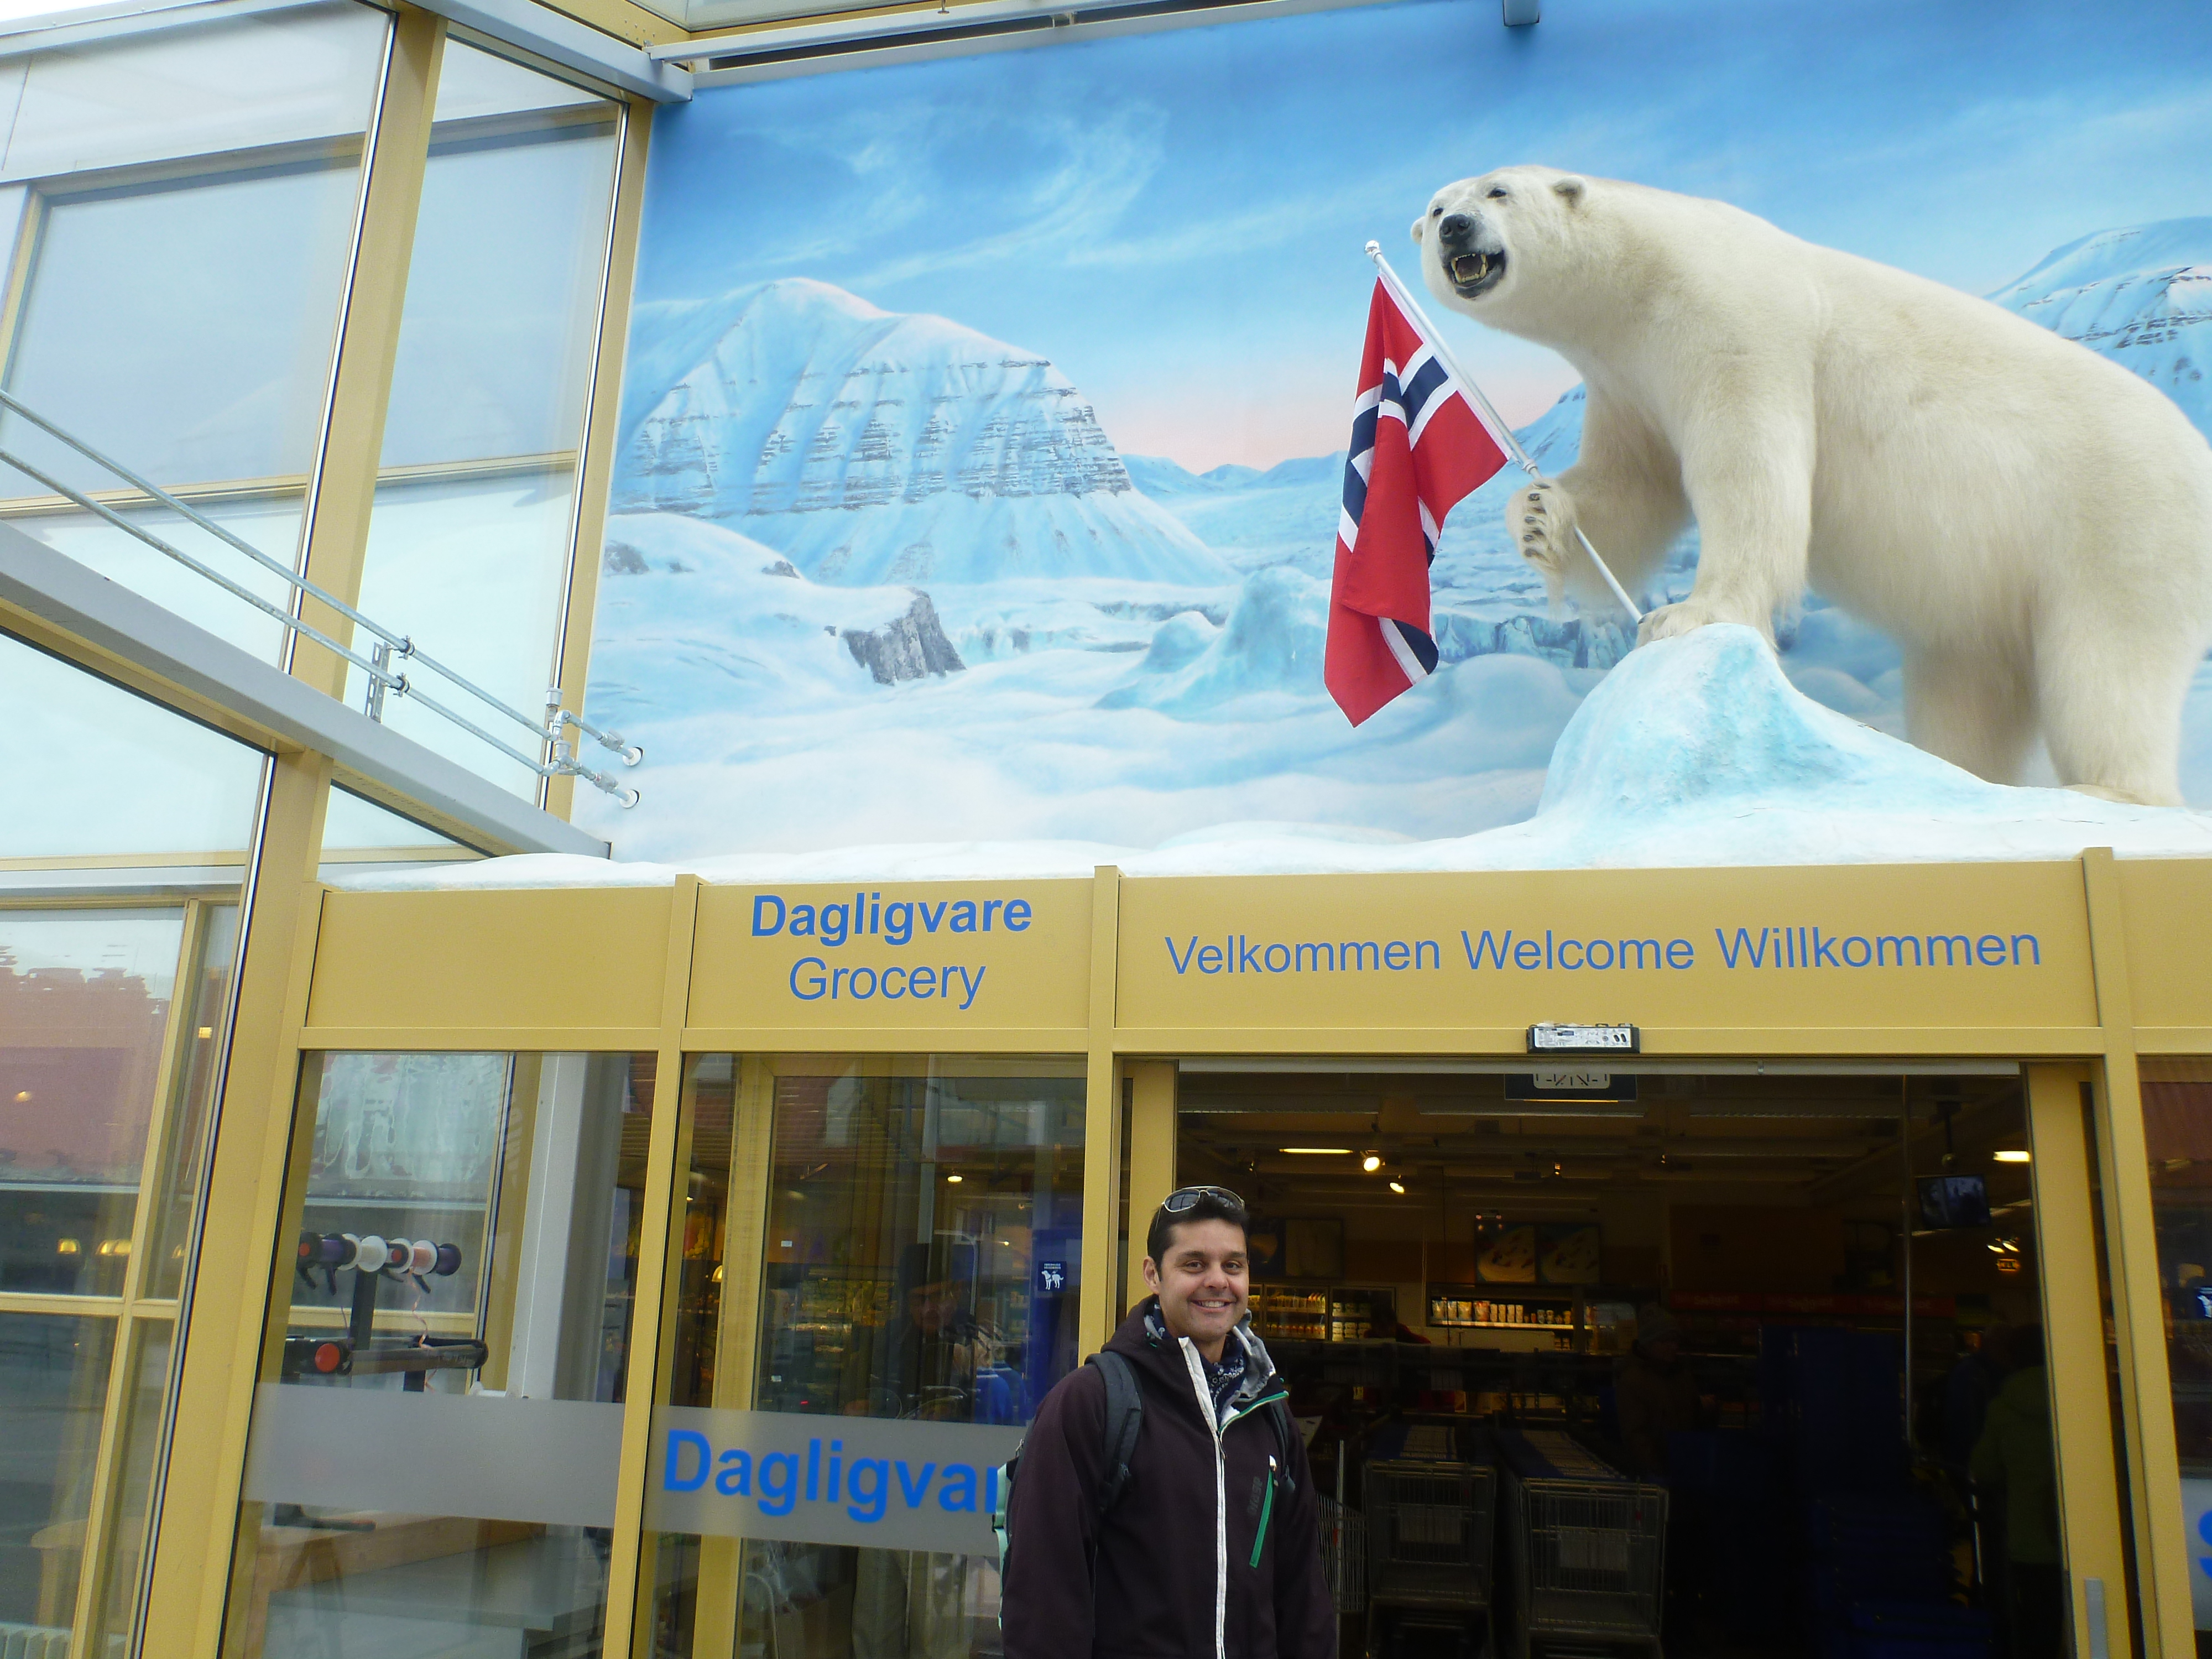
[346,625,2212,892]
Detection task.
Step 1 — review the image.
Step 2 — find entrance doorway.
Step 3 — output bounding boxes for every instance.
[1169,1061,2063,1659]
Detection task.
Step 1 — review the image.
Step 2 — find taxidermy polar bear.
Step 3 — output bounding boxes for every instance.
[1412,166,2212,806]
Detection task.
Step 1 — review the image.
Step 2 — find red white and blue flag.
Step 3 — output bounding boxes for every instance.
[1324,278,1510,726]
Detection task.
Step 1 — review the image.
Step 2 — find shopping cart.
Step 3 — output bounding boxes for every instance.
[1363,1423,1496,1658]
[1319,1494,1369,1615]
[1499,1428,1666,1659]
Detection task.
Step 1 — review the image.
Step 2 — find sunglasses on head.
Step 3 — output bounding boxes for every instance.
[1159,1185,1244,1214]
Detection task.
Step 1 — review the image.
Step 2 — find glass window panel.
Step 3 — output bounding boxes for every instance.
[0,908,185,1296]
[228,1051,659,1658]
[343,41,620,797]
[657,1054,1086,1659]
[2141,1056,2212,1622]
[0,3,392,182]
[0,1313,114,1634]
[142,904,241,1301]
[85,1314,172,1653]
[318,787,480,884]
[0,629,265,872]
[0,2,386,661]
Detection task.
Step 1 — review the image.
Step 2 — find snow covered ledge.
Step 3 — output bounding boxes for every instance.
[333,625,2212,892]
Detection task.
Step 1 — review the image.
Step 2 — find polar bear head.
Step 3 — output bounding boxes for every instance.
[1411,164,1593,333]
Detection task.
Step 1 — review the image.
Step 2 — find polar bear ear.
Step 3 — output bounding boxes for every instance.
[1553,175,1587,205]
[1410,215,1426,245]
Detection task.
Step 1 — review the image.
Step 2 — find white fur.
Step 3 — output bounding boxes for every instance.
[1412,166,2212,806]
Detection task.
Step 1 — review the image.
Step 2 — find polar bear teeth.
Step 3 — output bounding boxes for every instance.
[1452,253,1492,285]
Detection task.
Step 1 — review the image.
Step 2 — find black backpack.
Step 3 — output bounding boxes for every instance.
[993,1350,1297,1593]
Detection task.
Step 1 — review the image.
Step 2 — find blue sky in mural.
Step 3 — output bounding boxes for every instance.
[585,0,2212,857]
[638,0,2212,470]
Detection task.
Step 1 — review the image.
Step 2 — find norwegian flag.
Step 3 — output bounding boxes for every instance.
[1325,278,1510,725]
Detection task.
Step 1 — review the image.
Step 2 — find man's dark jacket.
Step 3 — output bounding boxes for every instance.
[1001,1297,1336,1659]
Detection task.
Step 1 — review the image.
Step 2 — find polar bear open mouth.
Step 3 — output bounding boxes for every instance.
[1448,249,1505,297]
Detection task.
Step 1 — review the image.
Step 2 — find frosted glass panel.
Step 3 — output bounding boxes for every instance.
[0,630,265,868]
[3,160,363,494]
[0,3,387,182]
[353,45,620,800]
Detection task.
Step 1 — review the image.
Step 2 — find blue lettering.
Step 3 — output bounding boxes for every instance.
[807,1438,821,1502]
[2011,934,2040,965]
[851,967,878,1000]
[1264,943,1290,973]
[1558,940,1584,970]
[920,900,948,933]
[1588,939,1614,969]
[1514,939,1542,969]
[951,901,978,933]
[1813,928,1839,968]
[1667,938,1695,968]
[1385,941,1410,970]
[1979,935,2008,966]
[791,904,815,938]
[1717,928,1768,969]
[715,1449,752,1495]
[1198,946,1224,974]
[1166,936,1198,974]
[664,1430,710,1492]
[883,967,907,999]
[790,958,827,1000]
[895,1461,937,1508]
[938,1463,978,1513]
[822,904,849,948]
[759,1453,798,1516]
[1416,940,1439,969]
[983,900,1003,930]
[1463,930,1512,969]
[1005,900,1032,931]
[884,902,914,946]
[752,895,785,936]
[848,1457,889,1522]
[958,966,985,1012]
[910,966,936,998]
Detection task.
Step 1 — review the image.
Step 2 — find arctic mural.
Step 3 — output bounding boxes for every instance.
[581,0,2212,858]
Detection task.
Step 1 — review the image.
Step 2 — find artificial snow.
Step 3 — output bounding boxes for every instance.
[336,624,2212,893]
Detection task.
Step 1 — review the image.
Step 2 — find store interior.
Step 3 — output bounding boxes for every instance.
[1173,1061,2059,1659]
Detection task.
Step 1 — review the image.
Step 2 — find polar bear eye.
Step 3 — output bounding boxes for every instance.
[1429,206,1442,218]
[1486,186,1509,200]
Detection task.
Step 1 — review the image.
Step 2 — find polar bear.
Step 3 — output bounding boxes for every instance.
[1411,166,2212,806]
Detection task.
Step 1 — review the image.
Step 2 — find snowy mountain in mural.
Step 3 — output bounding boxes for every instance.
[1989,218,2212,434]
[615,279,1232,587]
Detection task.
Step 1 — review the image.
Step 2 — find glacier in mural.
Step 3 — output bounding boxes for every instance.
[581,222,2212,857]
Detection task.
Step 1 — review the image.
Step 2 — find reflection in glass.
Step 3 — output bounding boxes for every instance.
[0,3,388,661]
[0,909,185,1296]
[0,632,267,870]
[231,1052,658,1657]
[142,905,242,1300]
[346,42,622,796]
[0,1314,114,1633]
[661,1056,1084,1659]
[87,1316,173,1652]
[2142,1063,2212,1474]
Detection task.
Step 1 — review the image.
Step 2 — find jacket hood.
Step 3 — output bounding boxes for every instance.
[1109,1295,1281,1421]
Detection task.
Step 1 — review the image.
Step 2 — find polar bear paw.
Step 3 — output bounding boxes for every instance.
[1509,479,1576,584]
[1636,596,1751,645]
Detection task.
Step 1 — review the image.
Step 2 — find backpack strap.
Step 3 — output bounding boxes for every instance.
[1088,1350,1145,1516]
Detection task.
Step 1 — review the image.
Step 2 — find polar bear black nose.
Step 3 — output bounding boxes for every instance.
[1439,213,1474,242]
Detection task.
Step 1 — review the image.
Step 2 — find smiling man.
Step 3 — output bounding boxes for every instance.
[1001,1186,1335,1658]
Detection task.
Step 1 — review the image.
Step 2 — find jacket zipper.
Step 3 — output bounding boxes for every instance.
[1249,1454,1278,1568]
[1177,1340,1230,1659]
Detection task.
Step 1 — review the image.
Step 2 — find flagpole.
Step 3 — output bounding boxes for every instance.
[1364,240,1644,624]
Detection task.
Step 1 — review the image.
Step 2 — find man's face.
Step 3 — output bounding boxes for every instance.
[908,1280,961,1333]
[1144,1217,1249,1349]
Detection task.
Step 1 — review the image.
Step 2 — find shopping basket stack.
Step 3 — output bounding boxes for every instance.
[1319,1493,1369,1615]
[1497,1426,1667,1659]
[1363,1422,1496,1658]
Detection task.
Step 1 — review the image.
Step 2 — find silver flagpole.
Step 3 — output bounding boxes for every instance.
[1364,240,1644,624]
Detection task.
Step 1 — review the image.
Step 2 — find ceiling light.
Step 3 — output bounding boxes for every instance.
[1362,1152,1383,1173]
[1994,1149,2031,1164]
[946,1173,962,1183]
[1280,1147,1353,1155]
[1388,1180,1407,1194]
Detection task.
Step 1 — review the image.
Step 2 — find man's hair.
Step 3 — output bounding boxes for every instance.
[1146,1190,1251,1265]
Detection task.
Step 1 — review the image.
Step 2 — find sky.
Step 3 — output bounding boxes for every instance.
[637,0,2212,472]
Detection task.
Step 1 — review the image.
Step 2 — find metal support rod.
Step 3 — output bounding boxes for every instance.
[1361,242,1642,624]
[0,400,638,804]
[0,388,635,761]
